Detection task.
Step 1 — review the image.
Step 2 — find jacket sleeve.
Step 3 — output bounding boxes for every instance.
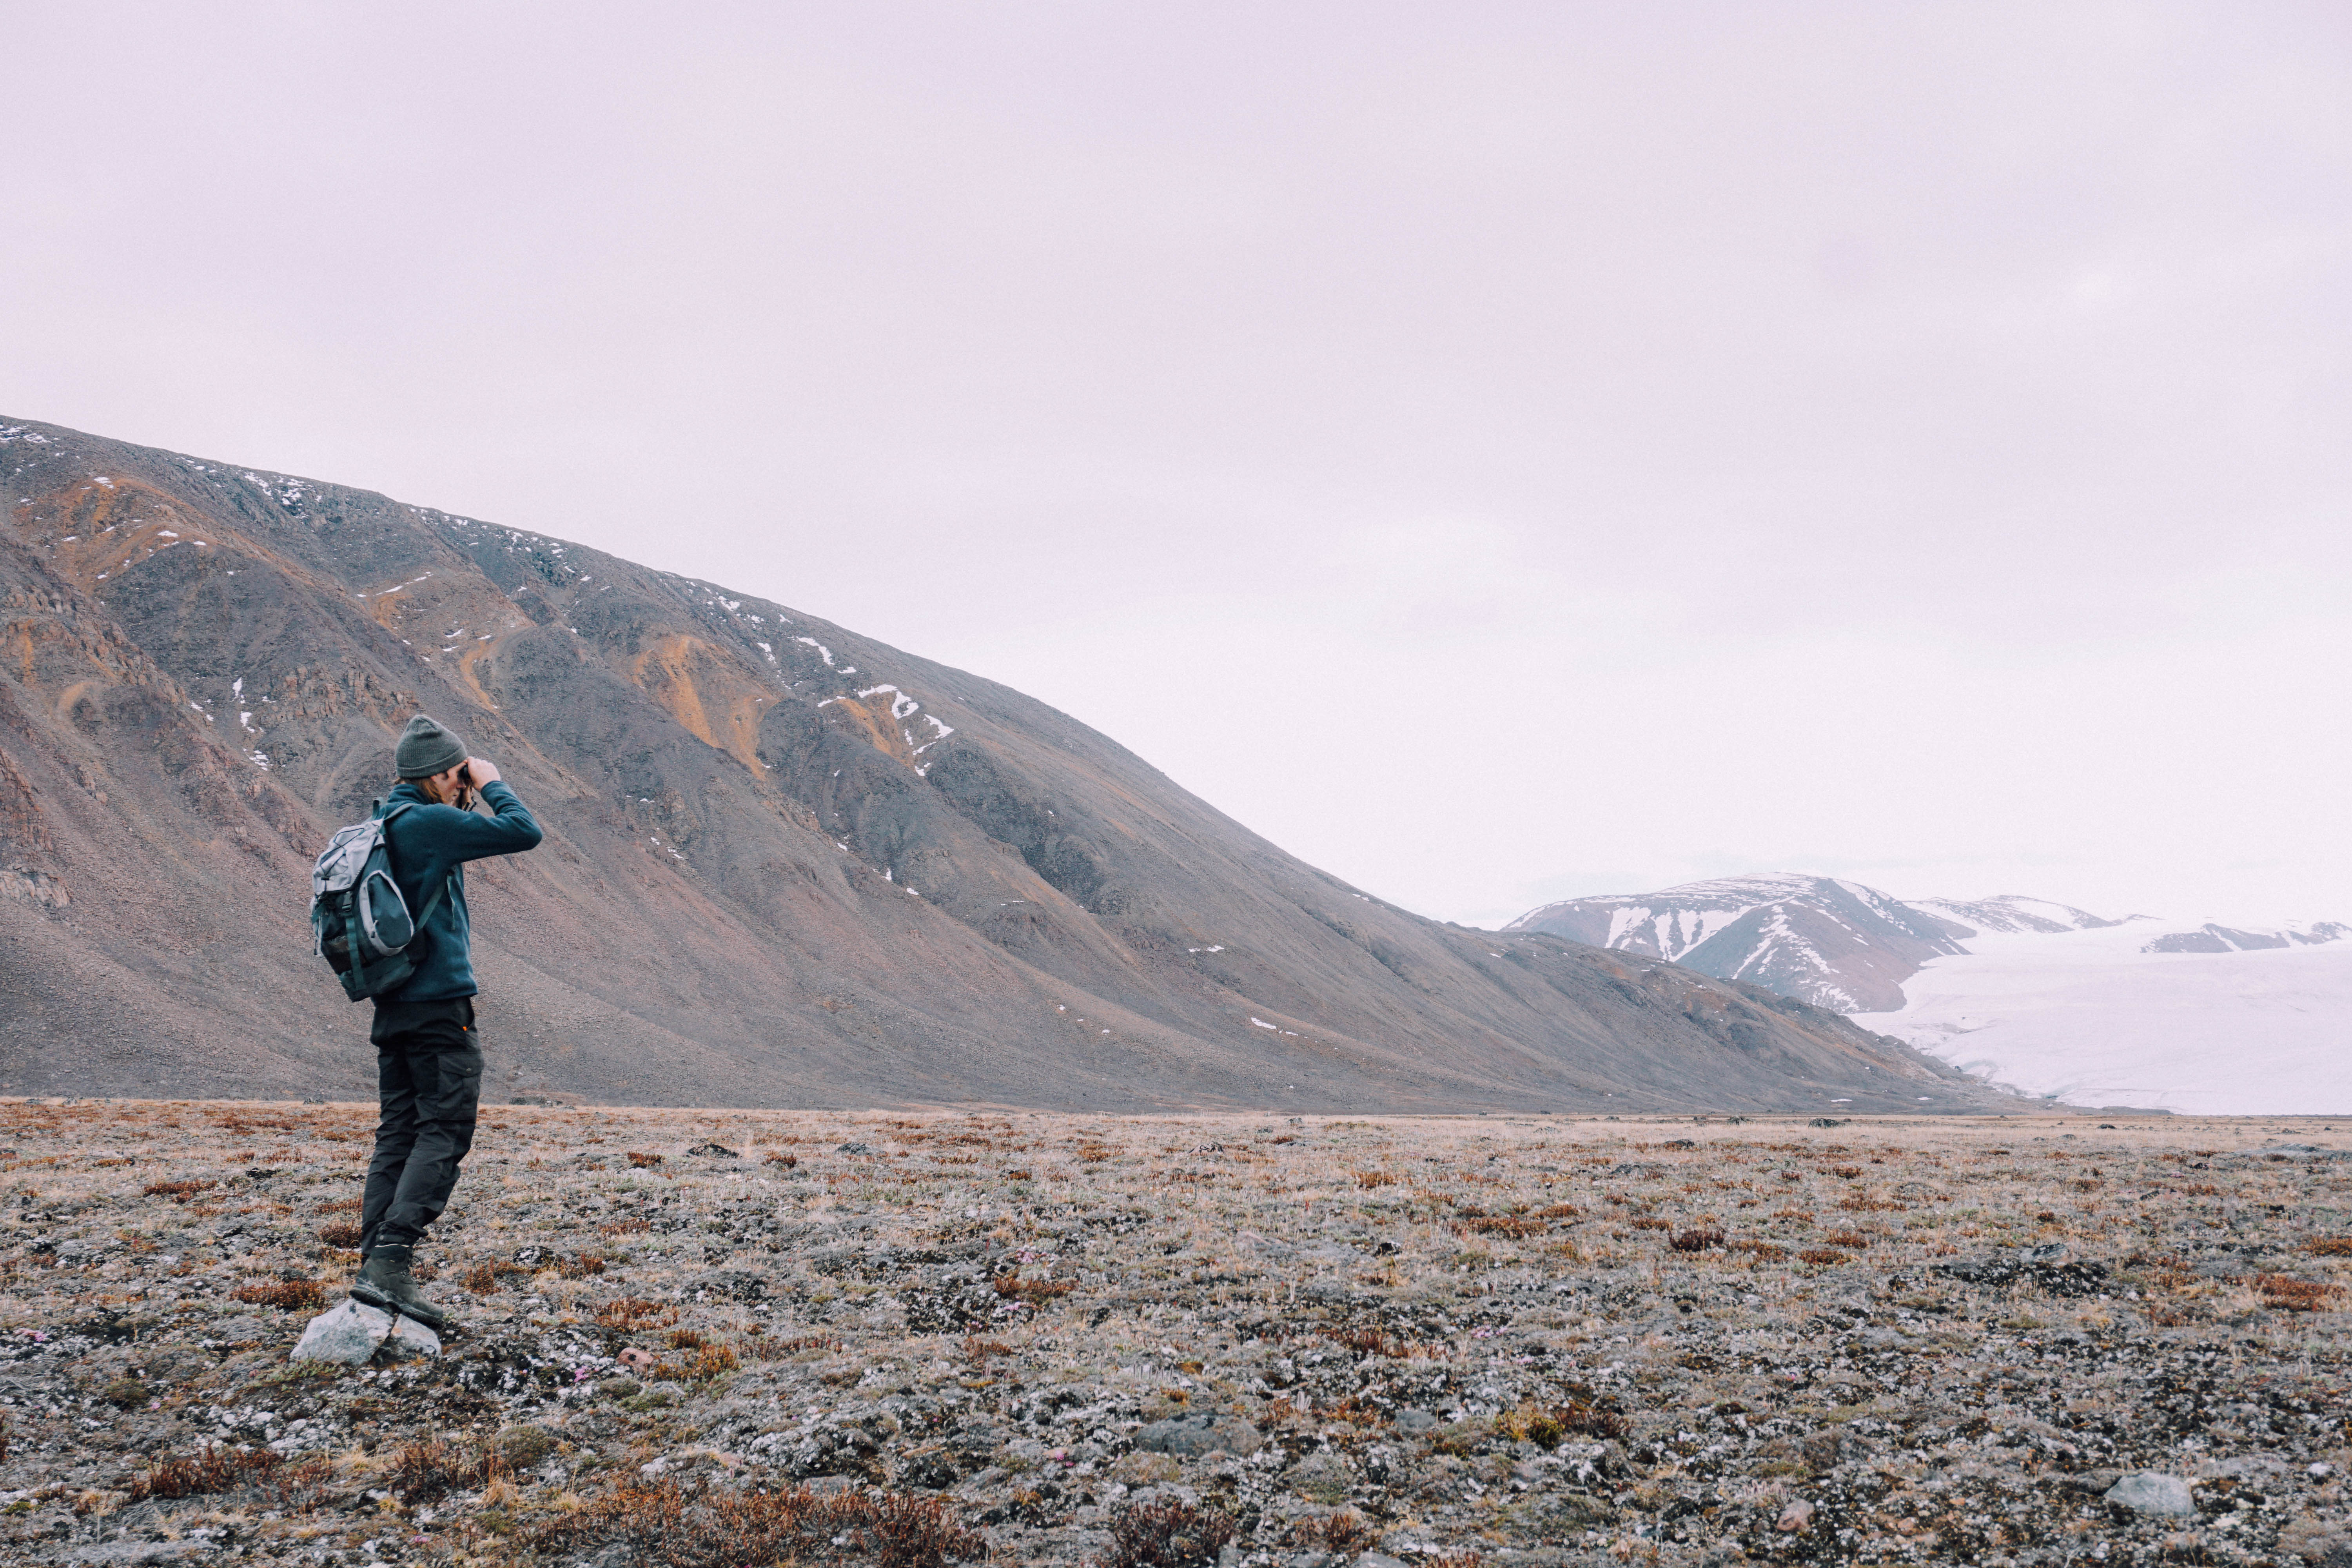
[436,780,544,862]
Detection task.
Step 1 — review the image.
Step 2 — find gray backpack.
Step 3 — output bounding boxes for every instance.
[309,802,449,1003]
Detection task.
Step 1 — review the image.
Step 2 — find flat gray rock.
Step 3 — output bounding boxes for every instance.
[61,1543,208,1564]
[1134,1412,1262,1457]
[290,1299,394,1364]
[2105,1471,2195,1516]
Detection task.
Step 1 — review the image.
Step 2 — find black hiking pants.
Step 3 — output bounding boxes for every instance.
[361,998,483,1254]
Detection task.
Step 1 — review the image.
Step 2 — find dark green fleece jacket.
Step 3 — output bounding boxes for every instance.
[376,779,543,1003]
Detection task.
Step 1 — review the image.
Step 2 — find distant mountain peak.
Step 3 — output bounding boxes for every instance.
[1504,875,2112,1013]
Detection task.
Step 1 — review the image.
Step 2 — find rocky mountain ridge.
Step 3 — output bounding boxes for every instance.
[0,418,1992,1113]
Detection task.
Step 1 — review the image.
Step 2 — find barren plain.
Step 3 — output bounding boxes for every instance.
[1,1100,2348,1567]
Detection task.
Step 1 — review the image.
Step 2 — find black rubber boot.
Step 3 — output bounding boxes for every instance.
[350,1243,451,1330]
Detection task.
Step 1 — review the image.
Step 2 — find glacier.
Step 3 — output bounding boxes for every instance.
[1852,921,2352,1115]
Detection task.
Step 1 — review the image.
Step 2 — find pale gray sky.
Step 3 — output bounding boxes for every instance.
[7,3,2348,927]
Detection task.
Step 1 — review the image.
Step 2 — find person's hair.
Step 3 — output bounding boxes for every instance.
[396,768,474,810]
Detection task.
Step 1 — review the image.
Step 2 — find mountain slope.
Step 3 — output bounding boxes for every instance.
[0,418,1996,1113]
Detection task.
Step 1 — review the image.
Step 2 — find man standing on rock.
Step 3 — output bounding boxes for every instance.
[350,714,543,1330]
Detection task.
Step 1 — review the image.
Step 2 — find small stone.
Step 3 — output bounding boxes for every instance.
[1395,1409,1437,1434]
[1354,1555,1410,1568]
[1776,1499,1816,1532]
[290,1299,393,1364]
[2105,1472,2196,1517]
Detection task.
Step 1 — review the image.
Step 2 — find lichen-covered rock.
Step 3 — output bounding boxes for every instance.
[2105,1471,2196,1516]
[1134,1412,1262,1457]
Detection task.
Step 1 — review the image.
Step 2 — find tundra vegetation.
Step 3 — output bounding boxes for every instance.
[0,1099,2346,1566]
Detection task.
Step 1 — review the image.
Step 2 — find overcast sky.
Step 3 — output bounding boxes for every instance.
[7,3,2348,927]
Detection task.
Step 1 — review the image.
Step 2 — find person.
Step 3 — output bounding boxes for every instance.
[349,714,543,1329]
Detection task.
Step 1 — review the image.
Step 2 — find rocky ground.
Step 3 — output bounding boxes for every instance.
[0,1099,2348,1567]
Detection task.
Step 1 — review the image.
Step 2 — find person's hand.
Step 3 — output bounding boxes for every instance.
[464,756,501,787]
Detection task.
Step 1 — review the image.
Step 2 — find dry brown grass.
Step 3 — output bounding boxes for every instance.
[140,1178,215,1201]
[992,1274,1075,1305]
[1100,1497,1234,1568]
[462,1260,530,1294]
[127,1444,283,1501]
[388,1437,497,1504]
[595,1295,679,1330]
[227,1278,327,1310]
[534,1476,986,1568]
[1290,1508,1379,1553]
[2256,1274,2339,1312]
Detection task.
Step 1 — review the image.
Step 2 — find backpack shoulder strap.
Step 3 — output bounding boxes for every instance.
[412,875,452,928]
[374,798,452,929]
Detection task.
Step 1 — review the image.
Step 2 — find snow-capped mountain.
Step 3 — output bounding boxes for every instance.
[1503,875,2113,1012]
[1911,895,2120,936]
[1854,921,2352,1114]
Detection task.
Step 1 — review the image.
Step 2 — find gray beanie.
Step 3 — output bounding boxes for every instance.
[394,714,467,779]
